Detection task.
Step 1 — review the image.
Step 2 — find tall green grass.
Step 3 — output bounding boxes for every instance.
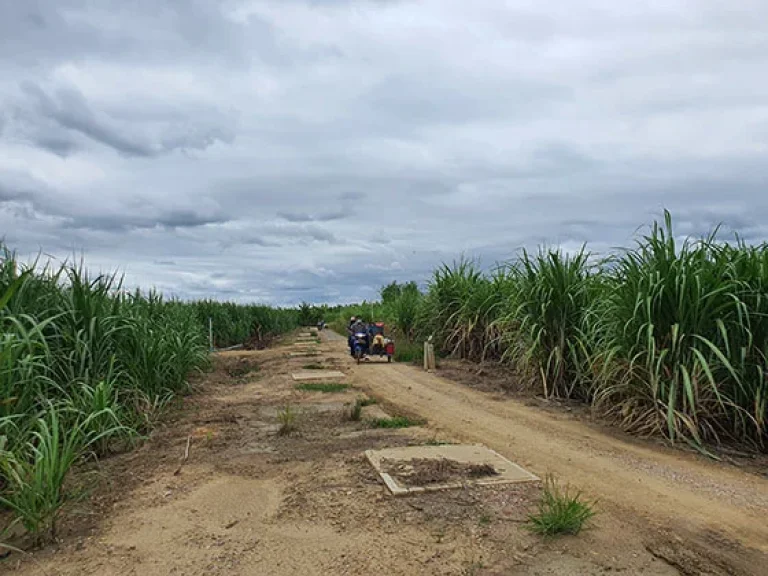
[0,246,299,542]
[193,300,300,348]
[330,213,768,451]
[593,213,768,447]
[496,248,595,400]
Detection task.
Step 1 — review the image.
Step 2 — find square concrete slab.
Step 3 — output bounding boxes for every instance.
[365,444,538,495]
[291,370,346,381]
[288,352,320,358]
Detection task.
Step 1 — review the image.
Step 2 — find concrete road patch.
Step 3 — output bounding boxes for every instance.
[291,370,346,381]
[366,444,538,495]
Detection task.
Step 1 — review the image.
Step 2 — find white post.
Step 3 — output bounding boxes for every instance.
[208,317,213,351]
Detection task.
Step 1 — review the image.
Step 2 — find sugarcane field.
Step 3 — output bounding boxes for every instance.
[2,1,768,574]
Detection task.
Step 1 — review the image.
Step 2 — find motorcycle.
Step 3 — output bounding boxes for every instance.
[350,323,395,364]
[352,331,369,364]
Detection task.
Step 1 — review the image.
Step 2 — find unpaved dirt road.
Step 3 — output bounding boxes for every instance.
[4,331,766,575]
[340,338,768,574]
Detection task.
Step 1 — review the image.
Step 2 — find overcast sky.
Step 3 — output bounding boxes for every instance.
[2,1,767,304]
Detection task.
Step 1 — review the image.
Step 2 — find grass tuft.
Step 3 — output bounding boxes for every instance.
[277,404,298,435]
[301,363,325,370]
[296,383,349,393]
[526,475,595,536]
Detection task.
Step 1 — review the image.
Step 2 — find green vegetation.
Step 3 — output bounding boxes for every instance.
[527,475,595,536]
[358,397,377,407]
[0,247,300,542]
[277,404,298,435]
[394,340,423,364]
[295,383,349,393]
[4,210,767,544]
[328,213,768,452]
[301,363,325,370]
[370,416,420,429]
[194,300,299,348]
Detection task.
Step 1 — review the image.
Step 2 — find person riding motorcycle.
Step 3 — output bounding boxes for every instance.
[348,318,368,357]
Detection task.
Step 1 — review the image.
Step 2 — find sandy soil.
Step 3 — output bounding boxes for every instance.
[3,331,766,575]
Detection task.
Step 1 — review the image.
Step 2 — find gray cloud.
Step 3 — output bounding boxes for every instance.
[15,82,234,157]
[2,0,767,304]
[277,209,352,222]
[62,210,229,232]
[22,82,155,157]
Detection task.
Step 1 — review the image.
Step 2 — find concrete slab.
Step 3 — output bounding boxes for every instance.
[365,444,538,496]
[288,352,320,358]
[291,370,346,381]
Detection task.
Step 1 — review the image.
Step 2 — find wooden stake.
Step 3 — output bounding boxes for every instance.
[174,436,192,476]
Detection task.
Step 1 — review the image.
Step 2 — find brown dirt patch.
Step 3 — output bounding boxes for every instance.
[382,458,499,487]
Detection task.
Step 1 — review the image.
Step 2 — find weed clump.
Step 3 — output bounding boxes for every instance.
[277,404,298,436]
[526,475,595,536]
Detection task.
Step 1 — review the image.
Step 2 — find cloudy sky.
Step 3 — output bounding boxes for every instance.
[2,1,767,304]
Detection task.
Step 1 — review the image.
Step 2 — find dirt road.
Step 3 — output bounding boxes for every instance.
[343,341,768,573]
[4,331,766,575]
